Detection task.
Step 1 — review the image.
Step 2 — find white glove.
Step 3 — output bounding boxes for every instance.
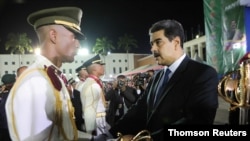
[92,134,107,141]
[77,130,92,141]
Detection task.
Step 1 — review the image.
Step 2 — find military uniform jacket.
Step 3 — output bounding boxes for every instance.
[75,80,85,92]
[80,76,107,135]
[5,55,92,141]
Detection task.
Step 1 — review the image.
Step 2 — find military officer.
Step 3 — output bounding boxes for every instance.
[5,7,94,141]
[79,54,109,136]
[70,65,88,131]
[75,65,89,92]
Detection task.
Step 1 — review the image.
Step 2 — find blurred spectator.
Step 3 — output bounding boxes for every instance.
[75,67,89,92]
[0,74,16,141]
[145,69,155,84]
[16,66,28,78]
[0,65,28,141]
[105,75,138,127]
[70,65,88,131]
[132,70,154,96]
[104,82,113,93]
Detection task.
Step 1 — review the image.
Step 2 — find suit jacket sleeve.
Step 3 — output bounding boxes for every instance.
[109,91,148,137]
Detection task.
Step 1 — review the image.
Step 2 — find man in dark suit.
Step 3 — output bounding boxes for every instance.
[106,19,219,141]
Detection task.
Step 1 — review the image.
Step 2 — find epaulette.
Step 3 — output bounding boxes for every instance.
[10,66,77,140]
[44,65,62,91]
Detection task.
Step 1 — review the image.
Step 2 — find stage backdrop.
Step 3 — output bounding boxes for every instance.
[203,0,247,75]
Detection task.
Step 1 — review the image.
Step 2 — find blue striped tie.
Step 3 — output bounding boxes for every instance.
[154,68,171,105]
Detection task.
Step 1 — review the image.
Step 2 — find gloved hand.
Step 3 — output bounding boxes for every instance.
[92,134,107,141]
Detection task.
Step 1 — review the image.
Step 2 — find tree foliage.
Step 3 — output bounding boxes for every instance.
[92,37,115,56]
[5,33,32,54]
[117,33,138,53]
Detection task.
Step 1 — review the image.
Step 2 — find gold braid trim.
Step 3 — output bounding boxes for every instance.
[82,80,107,134]
[10,68,40,141]
[42,68,78,140]
[54,20,81,31]
[67,99,78,140]
[117,130,152,141]
[85,81,107,110]
[41,68,66,140]
[101,89,107,108]
[9,68,78,141]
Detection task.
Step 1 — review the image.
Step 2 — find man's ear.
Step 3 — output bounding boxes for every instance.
[173,36,181,49]
[49,29,57,44]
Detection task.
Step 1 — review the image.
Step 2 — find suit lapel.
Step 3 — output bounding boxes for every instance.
[147,70,164,115]
[146,56,191,124]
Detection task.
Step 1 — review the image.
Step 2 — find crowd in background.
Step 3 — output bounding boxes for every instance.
[103,70,155,127]
[0,6,221,141]
[68,68,156,128]
[0,63,154,141]
[0,66,28,141]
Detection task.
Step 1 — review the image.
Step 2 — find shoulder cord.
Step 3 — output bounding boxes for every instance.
[88,77,107,108]
[84,80,107,110]
[83,80,107,135]
[101,89,107,108]
[10,68,78,141]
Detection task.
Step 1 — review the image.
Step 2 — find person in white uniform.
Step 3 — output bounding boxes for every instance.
[80,54,109,136]
[75,66,89,92]
[70,65,88,132]
[4,6,96,141]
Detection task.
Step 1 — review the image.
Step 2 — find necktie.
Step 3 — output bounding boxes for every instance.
[154,68,171,105]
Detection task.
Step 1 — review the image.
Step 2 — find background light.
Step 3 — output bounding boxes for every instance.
[34,48,41,55]
[78,48,89,55]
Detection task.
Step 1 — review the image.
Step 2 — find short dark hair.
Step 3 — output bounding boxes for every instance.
[146,69,154,73]
[117,75,126,79]
[16,66,28,77]
[149,19,185,47]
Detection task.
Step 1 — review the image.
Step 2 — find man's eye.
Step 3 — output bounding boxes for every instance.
[156,40,161,45]
[73,34,80,40]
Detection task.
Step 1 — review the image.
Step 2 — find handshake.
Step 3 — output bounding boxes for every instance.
[92,134,136,141]
[92,130,152,141]
[92,134,111,141]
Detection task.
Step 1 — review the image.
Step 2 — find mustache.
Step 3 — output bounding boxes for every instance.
[153,52,160,57]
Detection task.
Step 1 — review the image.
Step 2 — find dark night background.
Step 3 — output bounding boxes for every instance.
[0,0,205,54]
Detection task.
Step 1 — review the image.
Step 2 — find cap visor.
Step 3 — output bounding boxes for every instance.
[64,26,85,40]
